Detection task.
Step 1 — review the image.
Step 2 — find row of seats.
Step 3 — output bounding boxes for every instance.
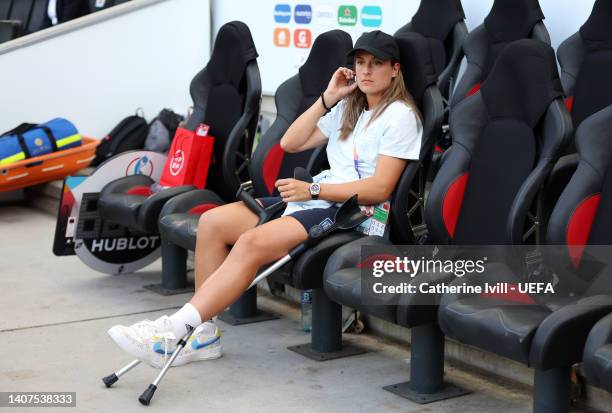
[91,0,612,411]
[325,1,612,413]
[0,0,130,44]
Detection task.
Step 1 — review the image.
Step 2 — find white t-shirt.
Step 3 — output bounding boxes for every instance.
[282,99,423,216]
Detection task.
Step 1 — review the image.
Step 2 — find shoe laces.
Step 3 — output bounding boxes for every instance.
[130,319,162,338]
[132,319,176,365]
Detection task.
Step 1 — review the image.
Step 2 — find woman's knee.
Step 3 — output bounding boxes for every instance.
[197,208,226,239]
[233,230,267,261]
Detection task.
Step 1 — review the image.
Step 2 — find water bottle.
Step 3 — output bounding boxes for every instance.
[301,289,312,332]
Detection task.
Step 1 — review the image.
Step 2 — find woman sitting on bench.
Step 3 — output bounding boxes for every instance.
[108,30,423,367]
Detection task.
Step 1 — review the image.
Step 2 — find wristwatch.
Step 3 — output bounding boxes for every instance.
[309,183,321,200]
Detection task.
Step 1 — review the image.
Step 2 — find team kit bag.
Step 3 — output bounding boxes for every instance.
[159,123,214,189]
[143,108,184,153]
[91,114,149,166]
[0,118,82,165]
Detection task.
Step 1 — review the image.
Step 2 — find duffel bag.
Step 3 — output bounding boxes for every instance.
[0,118,81,165]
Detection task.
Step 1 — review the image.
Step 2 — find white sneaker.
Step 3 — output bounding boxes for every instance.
[172,321,222,366]
[107,316,178,368]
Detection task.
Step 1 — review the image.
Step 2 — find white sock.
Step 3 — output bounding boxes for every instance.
[169,303,203,338]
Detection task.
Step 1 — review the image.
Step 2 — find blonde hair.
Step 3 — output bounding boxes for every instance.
[339,64,421,140]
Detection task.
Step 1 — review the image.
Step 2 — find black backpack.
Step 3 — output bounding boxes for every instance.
[92,114,149,166]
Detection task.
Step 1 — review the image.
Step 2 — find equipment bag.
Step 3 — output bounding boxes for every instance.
[92,114,149,166]
[0,118,81,165]
[143,108,184,153]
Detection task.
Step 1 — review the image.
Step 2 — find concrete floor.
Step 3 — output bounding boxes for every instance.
[0,205,592,412]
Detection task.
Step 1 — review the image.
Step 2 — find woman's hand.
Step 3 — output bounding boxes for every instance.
[275,178,312,203]
[323,67,359,106]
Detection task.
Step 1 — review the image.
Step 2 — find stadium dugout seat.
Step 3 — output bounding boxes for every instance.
[439,62,612,413]
[323,39,571,404]
[433,0,550,170]
[156,30,353,321]
[450,0,550,107]
[395,0,467,101]
[96,21,261,263]
[576,1,612,396]
[542,0,612,231]
[285,31,445,361]
[0,20,20,43]
[0,0,11,20]
[437,3,612,412]
[0,0,50,41]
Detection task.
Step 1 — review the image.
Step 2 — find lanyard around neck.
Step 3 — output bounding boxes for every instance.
[352,111,369,179]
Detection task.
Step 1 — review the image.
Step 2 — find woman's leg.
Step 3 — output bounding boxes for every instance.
[108,215,308,367]
[194,201,260,289]
[189,216,308,321]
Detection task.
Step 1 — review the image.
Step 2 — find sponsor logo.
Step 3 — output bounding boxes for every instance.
[315,5,334,26]
[319,217,334,230]
[169,149,185,176]
[274,28,291,47]
[125,155,154,176]
[294,29,312,48]
[361,5,382,27]
[337,5,357,26]
[90,236,160,252]
[274,4,291,23]
[294,4,312,24]
[34,138,43,146]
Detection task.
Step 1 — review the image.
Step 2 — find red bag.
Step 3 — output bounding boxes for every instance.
[159,124,214,188]
[192,134,215,189]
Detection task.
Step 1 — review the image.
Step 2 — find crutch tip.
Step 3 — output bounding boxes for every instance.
[102,373,119,388]
[138,384,157,406]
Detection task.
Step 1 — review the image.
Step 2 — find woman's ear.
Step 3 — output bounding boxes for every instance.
[393,62,401,78]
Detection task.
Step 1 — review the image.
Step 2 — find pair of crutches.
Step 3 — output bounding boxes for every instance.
[102,168,368,405]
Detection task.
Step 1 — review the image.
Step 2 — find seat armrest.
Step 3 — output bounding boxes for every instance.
[530,295,612,369]
[100,175,155,196]
[583,312,612,388]
[290,232,368,289]
[160,189,225,218]
[137,185,196,232]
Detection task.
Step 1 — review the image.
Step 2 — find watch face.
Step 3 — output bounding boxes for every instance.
[310,183,321,195]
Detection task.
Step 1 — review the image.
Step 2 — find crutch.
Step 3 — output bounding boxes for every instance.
[102,168,310,389]
[135,194,367,405]
[103,169,367,404]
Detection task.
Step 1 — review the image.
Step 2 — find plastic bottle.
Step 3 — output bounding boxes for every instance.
[301,289,312,332]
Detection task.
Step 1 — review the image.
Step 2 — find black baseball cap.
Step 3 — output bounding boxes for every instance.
[347,30,400,62]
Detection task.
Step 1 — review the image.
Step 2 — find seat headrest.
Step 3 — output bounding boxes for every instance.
[580,0,612,50]
[484,0,544,43]
[481,39,563,127]
[394,32,438,106]
[207,21,259,87]
[299,30,353,97]
[411,0,465,42]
